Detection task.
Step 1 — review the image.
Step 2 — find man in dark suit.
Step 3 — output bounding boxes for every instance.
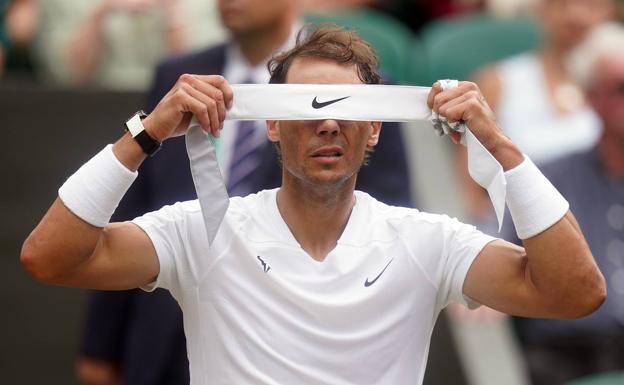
[77,1,413,384]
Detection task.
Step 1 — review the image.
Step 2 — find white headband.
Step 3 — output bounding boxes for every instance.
[225,84,432,122]
[186,82,506,244]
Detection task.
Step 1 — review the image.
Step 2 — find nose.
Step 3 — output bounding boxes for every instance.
[315,119,341,137]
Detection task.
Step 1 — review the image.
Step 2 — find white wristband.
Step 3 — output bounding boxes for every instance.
[505,156,569,239]
[58,144,138,227]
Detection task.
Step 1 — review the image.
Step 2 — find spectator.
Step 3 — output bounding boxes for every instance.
[0,0,38,77]
[77,1,414,384]
[32,0,225,90]
[462,0,614,220]
[500,22,624,385]
[476,0,613,165]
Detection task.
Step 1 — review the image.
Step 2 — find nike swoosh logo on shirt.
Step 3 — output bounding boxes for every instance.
[364,258,394,287]
[311,96,350,109]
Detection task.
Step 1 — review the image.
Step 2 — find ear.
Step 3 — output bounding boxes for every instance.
[367,121,382,147]
[266,120,280,142]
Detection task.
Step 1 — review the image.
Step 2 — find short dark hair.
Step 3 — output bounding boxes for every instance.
[268,24,381,85]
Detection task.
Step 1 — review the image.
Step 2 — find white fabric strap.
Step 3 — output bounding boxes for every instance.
[434,79,506,230]
[58,144,138,227]
[185,125,229,245]
[186,82,508,243]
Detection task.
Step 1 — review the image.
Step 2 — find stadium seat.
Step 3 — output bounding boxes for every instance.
[305,9,417,84]
[406,37,430,86]
[421,13,541,83]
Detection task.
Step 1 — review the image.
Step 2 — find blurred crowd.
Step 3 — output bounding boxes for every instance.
[1,0,623,84]
[6,0,622,88]
[2,1,623,385]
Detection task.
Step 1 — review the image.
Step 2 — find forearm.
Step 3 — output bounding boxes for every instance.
[113,131,148,171]
[522,212,604,318]
[505,156,605,317]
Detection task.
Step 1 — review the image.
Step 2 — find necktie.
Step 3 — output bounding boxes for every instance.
[227,76,266,196]
[227,118,263,197]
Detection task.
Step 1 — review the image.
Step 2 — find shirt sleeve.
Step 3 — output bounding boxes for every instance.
[438,217,497,310]
[131,200,205,296]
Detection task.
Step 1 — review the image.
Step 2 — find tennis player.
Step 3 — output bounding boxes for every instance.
[21,27,605,384]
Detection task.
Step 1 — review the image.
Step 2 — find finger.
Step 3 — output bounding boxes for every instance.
[427,81,442,109]
[187,74,234,110]
[182,75,227,125]
[208,75,234,111]
[432,81,481,113]
[432,86,466,114]
[176,84,212,132]
[185,80,226,132]
[178,76,222,137]
[458,81,480,93]
[438,91,477,122]
[441,100,472,124]
[218,77,234,110]
[203,97,220,137]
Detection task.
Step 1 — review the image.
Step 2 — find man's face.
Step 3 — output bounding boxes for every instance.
[218,0,294,35]
[266,57,381,188]
[588,55,624,138]
[540,0,613,51]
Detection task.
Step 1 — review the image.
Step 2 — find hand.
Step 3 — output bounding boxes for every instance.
[142,74,233,142]
[427,81,503,152]
[427,81,524,170]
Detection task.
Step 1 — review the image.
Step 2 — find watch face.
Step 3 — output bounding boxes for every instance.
[125,110,159,156]
[126,111,148,137]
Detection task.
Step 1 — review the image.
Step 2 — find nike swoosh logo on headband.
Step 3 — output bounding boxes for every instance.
[312,96,350,109]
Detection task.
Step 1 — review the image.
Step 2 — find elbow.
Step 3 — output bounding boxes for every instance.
[564,271,607,319]
[20,237,61,284]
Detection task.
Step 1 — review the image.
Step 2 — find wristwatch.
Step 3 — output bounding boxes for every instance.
[125,110,161,157]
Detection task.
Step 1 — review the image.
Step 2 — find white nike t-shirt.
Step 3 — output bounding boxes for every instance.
[133,189,496,385]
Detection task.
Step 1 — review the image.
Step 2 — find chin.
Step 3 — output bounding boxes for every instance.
[307,168,359,187]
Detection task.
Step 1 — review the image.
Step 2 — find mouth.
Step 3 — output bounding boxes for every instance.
[310,146,344,158]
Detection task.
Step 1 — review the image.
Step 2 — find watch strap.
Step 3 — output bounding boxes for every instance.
[125,110,161,157]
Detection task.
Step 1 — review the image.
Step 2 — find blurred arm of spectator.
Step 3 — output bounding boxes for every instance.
[76,357,121,385]
[67,0,186,86]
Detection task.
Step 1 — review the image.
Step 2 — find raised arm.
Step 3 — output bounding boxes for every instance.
[21,74,232,290]
[427,81,606,319]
